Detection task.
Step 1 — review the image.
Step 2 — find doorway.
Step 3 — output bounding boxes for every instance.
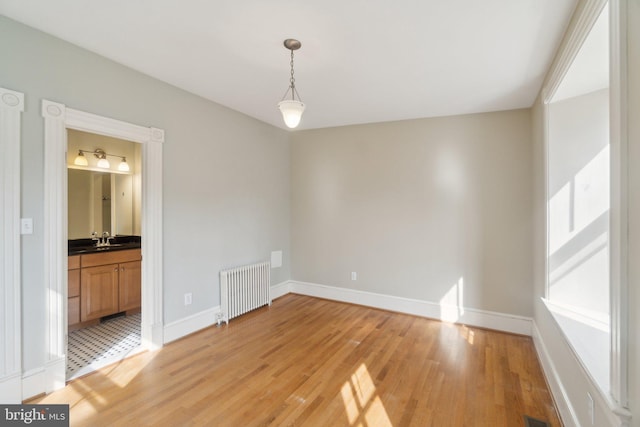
[66,129,143,379]
[42,100,164,392]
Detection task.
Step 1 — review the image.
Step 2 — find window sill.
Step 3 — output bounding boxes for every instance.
[542,298,610,394]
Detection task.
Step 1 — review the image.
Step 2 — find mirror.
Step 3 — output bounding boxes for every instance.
[68,169,136,239]
[67,128,141,240]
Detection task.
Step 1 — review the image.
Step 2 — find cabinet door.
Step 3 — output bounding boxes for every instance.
[81,264,119,321]
[119,260,141,312]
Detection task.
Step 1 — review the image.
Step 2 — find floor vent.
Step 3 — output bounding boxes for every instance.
[524,415,550,427]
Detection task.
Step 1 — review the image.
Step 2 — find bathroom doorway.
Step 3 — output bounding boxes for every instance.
[42,100,164,392]
[66,129,143,379]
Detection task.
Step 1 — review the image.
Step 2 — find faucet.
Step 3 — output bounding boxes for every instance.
[91,231,114,247]
[102,231,114,246]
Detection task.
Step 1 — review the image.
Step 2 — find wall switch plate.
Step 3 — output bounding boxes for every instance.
[351,272,357,281]
[184,293,192,306]
[21,218,33,235]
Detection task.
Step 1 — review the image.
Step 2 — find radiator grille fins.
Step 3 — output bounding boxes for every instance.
[220,262,271,323]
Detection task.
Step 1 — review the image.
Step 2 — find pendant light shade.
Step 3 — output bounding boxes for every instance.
[278,100,305,129]
[278,39,305,129]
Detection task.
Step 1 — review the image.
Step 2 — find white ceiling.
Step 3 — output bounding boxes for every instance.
[0,0,577,130]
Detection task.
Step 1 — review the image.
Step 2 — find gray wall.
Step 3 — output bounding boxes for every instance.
[0,16,291,372]
[291,110,533,317]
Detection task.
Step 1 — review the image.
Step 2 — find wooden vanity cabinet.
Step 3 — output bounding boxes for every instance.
[68,255,81,326]
[81,264,120,321]
[119,260,142,311]
[69,249,142,326]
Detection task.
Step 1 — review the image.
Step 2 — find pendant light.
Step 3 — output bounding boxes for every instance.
[278,39,305,129]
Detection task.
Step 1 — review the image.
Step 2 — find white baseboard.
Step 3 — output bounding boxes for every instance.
[45,357,66,394]
[19,356,65,402]
[163,306,221,344]
[271,280,292,299]
[532,321,579,427]
[21,368,46,401]
[287,280,533,336]
[532,321,632,427]
[163,281,292,344]
[0,373,22,403]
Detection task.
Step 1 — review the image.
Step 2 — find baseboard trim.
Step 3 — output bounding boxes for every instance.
[163,306,221,344]
[21,368,46,402]
[532,320,632,427]
[0,373,22,403]
[288,280,533,336]
[20,357,66,401]
[271,280,292,300]
[532,321,579,427]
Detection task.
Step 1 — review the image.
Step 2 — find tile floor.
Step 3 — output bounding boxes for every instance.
[67,313,142,380]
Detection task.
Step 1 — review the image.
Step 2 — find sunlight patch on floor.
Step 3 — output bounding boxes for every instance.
[340,363,392,427]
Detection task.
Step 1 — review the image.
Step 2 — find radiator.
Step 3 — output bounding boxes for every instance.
[220,261,271,323]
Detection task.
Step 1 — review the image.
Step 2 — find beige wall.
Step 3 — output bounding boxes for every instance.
[291,109,533,317]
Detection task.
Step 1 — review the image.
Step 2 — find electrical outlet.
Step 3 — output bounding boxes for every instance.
[184,293,192,306]
[587,392,594,425]
[351,272,357,281]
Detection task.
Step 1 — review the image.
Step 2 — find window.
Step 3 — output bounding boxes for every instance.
[545,3,611,393]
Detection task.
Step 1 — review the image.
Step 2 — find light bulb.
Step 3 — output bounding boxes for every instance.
[74,151,88,166]
[97,157,110,168]
[118,157,130,172]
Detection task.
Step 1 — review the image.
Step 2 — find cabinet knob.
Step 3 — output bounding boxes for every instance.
[121,267,125,271]
[114,267,118,271]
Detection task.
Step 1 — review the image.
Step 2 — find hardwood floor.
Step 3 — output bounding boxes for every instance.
[29,294,561,426]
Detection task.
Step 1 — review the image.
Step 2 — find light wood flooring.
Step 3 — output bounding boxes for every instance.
[29,294,561,426]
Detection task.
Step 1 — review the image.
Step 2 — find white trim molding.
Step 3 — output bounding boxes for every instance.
[608,0,629,407]
[41,100,164,395]
[533,320,632,427]
[540,0,629,414]
[163,281,291,344]
[0,87,24,403]
[163,307,221,344]
[287,281,533,336]
[532,322,579,426]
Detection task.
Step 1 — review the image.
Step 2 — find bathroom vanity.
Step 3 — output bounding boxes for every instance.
[68,237,141,330]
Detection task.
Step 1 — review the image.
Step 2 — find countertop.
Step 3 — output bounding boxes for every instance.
[68,235,141,256]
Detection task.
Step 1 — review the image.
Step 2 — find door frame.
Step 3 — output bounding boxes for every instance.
[42,100,164,392]
[0,87,24,402]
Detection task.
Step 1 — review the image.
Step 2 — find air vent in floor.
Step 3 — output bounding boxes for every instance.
[524,415,550,427]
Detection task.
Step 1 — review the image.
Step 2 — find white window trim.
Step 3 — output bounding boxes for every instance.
[542,0,628,411]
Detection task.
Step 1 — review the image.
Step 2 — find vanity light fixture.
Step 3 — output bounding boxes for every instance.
[95,149,110,169]
[118,157,130,172]
[73,150,89,166]
[74,148,131,171]
[278,38,305,129]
